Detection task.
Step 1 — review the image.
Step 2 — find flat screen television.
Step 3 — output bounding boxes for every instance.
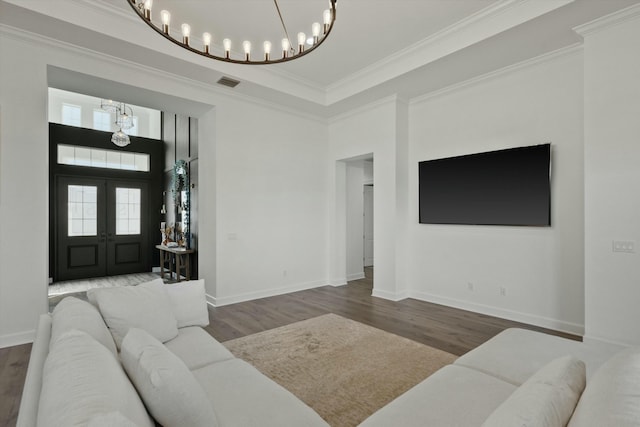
[419,144,551,226]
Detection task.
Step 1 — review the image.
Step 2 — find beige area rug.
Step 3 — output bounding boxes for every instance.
[223,313,457,427]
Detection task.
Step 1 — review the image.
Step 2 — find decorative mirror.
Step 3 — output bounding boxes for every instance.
[171,159,189,247]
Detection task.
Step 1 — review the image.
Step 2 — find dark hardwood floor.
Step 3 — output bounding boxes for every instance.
[204,267,578,356]
[0,267,578,427]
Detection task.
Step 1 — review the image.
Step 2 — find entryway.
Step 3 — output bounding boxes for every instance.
[55,176,149,281]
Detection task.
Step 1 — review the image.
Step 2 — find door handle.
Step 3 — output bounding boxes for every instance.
[99,232,106,242]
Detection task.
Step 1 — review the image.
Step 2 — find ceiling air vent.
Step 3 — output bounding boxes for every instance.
[217,77,241,88]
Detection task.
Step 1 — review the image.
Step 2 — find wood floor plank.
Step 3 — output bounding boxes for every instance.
[0,343,31,427]
[1,267,578,426]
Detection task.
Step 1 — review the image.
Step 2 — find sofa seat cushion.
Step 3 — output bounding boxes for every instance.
[358,365,516,427]
[37,330,153,427]
[50,296,117,357]
[192,358,329,427]
[568,347,640,427]
[164,326,235,370]
[455,328,615,385]
[482,355,586,427]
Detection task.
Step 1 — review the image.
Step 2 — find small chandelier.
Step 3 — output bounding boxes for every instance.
[127,0,337,65]
[100,100,134,147]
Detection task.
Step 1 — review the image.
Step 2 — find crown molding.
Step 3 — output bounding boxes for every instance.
[329,95,401,124]
[573,2,640,37]
[409,43,583,106]
[326,0,575,105]
[0,24,329,124]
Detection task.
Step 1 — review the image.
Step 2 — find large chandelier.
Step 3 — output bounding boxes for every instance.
[127,0,337,65]
[100,100,134,147]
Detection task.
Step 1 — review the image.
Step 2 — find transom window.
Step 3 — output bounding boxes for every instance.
[93,109,112,132]
[62,103,81,127]
[68,185,97,237]
[57,144,149,172]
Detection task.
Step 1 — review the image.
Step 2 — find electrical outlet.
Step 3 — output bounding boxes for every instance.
[283,270,288,277]
[467,282,474,291]
[499,287,506,297]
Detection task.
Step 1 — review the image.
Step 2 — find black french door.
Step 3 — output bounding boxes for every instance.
[56,176,149,281]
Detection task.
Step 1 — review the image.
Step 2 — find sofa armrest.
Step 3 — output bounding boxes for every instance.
[16,314,52,427]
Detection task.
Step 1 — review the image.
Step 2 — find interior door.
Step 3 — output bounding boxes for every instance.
[56,177,107,281]
[56,177,149,281]
[363,184,374,267]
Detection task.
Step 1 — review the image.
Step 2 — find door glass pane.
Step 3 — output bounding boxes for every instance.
[68,185,98,237]
[115,188,141,235]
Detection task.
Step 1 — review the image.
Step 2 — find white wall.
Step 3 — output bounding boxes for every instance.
[212,96,328,306]
[407,49,586,334]
[0,28,329,346]
[583,8,640,346]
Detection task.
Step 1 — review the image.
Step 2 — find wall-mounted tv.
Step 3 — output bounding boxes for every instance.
[419,144,551,226]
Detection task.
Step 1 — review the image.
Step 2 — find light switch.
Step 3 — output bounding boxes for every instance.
[612,240,635,253]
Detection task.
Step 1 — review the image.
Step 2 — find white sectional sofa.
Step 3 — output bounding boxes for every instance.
[17,279,329,427]
[360,328,638,427]
[17,277,640,426]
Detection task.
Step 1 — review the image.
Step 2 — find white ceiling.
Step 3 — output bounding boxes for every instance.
[1,0,639,117]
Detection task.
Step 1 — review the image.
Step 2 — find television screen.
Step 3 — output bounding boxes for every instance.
[419,144,551,226]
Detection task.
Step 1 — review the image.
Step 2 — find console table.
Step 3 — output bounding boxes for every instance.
[156,245,195,282]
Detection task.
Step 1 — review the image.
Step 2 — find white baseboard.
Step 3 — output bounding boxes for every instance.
[583,334,632,349]
[346,272,365,281]
[0,329,35,349]
[205,293,216,307]
[208,280,328,307]
[410,291,585,336]
[329,278,347,287]
[372,289,410,302]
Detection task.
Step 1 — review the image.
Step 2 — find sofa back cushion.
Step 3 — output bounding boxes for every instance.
[120,328,219,427]
[88,278,178,348]
[164,279,210,328]
[37,329,153,427]
[481,355,586,427]
[568,347,640,427]
[50,296,117,356]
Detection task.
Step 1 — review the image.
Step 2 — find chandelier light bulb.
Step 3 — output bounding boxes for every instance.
[312,22,321,44]
[203,32,212,53]
[181,23,191,45]
[323,9,331,33]
[243,41,251,61]
[223,38,231,59]
[281,38,290,58]
[297,32,306,53]
[160,10,170,33]
[143,0,152,19]
[263,41,272,61]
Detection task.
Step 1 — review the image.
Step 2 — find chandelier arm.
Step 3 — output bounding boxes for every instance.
[273,0,294,55]
[126,0,337,65]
